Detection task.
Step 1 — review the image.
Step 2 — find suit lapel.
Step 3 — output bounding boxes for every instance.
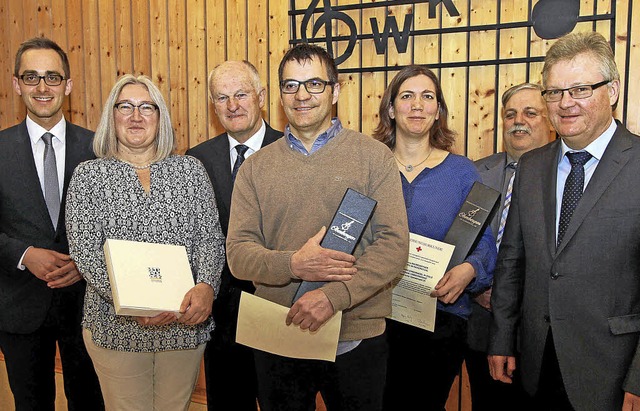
[542,141,561,257]
[14,123,55,232]
[214,135,234,214]
[555,127,631,255]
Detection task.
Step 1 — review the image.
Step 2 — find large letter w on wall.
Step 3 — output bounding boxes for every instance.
[370,14,414,54]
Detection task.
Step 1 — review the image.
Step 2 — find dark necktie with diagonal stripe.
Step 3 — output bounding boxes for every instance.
[232,144,249,181]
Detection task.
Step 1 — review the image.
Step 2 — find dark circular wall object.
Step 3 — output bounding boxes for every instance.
[532,0,580,39]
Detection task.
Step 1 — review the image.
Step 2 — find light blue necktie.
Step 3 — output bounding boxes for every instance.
[496,162,516,250]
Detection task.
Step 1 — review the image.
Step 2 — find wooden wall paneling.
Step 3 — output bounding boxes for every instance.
[50,0,75,125]
[613,0,629,124]
[65,0,88,128]
[82,1,103,130]
[97,1,117,113]
[336,0,361,133]
[226,0,247,61]
[413,2,441,67]
[132,0,151,77]
[186,0,207,149]
[440,1,468,156]
[267,0,289,132]
[495,63,528,151]
[360,2,386,138]
[467,65,498,161]
[6,0,27,126]
[168,0,189,153]
[149,1,172,146]
[24,0,40,40]
[247,1,270,121]
[204,0,226,140]
[625,0,639,132]
[35,0,52,36]
[0,1,11,126]
[115,0,133,77]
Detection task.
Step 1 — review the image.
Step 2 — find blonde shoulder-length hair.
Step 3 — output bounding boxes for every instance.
[93,74,175,162]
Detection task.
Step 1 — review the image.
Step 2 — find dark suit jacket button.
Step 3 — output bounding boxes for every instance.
[544,315,550,323]
[54,235,61,243]
[550,272,559,280]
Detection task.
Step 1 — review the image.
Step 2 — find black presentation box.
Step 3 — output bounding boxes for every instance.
[443,181,500,272]
[321,188,377,254]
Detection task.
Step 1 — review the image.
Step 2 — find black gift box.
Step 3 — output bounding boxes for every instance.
[443,181,500,272]
[292,188,377,303]
[320,188,377,254]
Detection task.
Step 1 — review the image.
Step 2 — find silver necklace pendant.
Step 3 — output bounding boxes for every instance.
[405,164,414,172]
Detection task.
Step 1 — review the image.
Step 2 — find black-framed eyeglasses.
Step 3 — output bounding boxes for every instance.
[113,102,159,116]
[280,79,335,94]
[19,72,66,86]
[541,80,611,102]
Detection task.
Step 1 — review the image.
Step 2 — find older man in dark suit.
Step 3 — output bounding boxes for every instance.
[466,82,550,411]
[0,37,103,410]
[186,60,282,411]
[489,31,640,410]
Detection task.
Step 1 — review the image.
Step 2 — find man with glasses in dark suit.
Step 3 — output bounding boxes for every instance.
[0,37,103,411]
[488,31,640,411]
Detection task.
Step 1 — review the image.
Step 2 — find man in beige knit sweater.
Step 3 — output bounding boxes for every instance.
[226,43,409,411]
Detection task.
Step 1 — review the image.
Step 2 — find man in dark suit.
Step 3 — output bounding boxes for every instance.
[466,82,550,411]
[186,60,282,411]
[488,31,640,410]
[0,37,103,410]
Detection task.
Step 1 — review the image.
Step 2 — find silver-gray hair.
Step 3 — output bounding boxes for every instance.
[93,74,175,161]
[502,82,544,107]
[542,31,620,86]
[207,60,262,97]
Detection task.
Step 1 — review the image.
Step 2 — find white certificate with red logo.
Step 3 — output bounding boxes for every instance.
[388,233,454,332]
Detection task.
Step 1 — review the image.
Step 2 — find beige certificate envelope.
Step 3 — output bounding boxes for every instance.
[104,239,195,317]
[236,292,342,362]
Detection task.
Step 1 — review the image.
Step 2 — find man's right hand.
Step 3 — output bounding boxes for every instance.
[23,247,73,281]
[290,227,357,282]
[488,354,516,384]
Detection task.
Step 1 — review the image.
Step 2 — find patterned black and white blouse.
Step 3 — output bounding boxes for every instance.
[66,155,225,352]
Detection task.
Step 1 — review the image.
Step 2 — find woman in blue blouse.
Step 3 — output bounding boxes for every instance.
[374,65,496,410]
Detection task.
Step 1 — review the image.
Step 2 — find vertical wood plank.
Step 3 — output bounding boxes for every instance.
[82,0,104,129]
[205,0,227,139]
[132,0,151,76]
[186,0,208,148]
[612,0,629,121]
[48,0,74,122]
[624,0,639,132]
[335,0,361,132]
[149,0,170,131]
[247,0,270,121]
[361,1,386,138]
[167,0,188,153]
[36,0,53,38]
[114,0,133,76]
[7,0,28,125]
[0,0,11,126]
[97,1,117,105]
[267,0,289,132]
[64,0,88,128]
[227,0,247,61]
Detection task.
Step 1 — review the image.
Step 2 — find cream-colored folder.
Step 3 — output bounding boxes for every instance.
[103,239,195,317]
